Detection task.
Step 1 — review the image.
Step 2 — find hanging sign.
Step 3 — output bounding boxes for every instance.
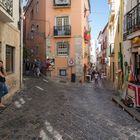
[131,36,140,46]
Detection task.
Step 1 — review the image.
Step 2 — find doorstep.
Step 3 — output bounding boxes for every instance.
[112,96,140,122]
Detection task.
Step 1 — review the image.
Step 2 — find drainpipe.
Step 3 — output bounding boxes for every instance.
[20,0,23,89]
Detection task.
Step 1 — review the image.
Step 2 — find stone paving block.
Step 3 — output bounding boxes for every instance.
[0,77,140,140]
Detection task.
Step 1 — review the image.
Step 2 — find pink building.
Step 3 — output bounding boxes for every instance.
[24,0,91,82]
[100,23,108,75]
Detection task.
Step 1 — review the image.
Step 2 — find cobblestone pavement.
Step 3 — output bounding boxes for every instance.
[0,76,140,140]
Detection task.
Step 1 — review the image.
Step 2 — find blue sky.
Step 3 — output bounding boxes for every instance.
[89,0,109,40]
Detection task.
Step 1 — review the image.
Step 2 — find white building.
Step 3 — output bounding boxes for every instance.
[123,0,140,82]
[0,0,22,101]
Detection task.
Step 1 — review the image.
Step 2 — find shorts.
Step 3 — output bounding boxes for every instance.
[0,82,8,98]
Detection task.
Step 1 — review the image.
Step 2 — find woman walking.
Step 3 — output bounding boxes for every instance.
[0,60,8,107]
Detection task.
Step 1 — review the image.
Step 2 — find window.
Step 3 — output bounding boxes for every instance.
[59,69,66,76]
[57,42,69,56]
[55,0,70,6]
[36,1,39,14]
[54,16,71,36]
[6,45,14,73]
[56,16,69,28]
[118,16,120,33]
[31,9,34,19]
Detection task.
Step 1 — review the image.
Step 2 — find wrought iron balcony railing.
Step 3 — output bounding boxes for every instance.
[54,25,71,37]
[123,3,140,40]
[0,0,13,17]
[53,0,71,7]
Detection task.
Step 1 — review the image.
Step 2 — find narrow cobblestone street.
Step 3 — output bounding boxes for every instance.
[0,76,140,140]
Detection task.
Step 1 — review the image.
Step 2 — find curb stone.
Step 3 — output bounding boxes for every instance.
[112,96,140,122]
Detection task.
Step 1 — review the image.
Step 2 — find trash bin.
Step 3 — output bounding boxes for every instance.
[71,73,76,82]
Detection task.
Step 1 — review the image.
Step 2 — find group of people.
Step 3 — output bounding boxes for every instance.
[87,68,106,86]
[24,58,43,77]
[24,58,52,77]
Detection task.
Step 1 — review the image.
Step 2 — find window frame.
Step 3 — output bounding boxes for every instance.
[55,16,70,27]
[56,41,69,56]
[6,45,15,74]
[59,69,67,76]
[36,0,39,14]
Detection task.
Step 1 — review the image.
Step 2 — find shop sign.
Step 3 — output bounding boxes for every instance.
[131,36,140,46]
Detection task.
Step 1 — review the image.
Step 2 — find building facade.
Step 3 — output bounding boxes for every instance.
[96,23,109,76]
[96,32,102,71]
[123,0,140,85]
[24,0,91,82]
[24,0,46,61]
[100,23,108,75]
[0,0,21,100]
[108,0,124,90]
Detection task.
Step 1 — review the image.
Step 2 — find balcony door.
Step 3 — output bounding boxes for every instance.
[55,16,69,35]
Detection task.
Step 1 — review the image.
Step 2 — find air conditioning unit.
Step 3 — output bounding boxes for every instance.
[55,0,70,5]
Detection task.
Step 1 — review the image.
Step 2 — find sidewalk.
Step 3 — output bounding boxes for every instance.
[97,78,140,122]
[112,96,140,122]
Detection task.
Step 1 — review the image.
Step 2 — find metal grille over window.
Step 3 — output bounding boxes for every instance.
[59,69,66,76]
[6,45,14,73]
[57,42,69,56]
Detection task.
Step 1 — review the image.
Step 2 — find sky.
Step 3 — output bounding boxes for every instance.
[89,0,109,58]
[89,0,109,40]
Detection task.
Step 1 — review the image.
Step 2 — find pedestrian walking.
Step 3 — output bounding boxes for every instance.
[0,60,8,108]
[25,59,31,76]
[94,72,99,87]
[33,59,41,77]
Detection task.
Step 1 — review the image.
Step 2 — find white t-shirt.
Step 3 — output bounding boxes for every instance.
[95,74,98,79]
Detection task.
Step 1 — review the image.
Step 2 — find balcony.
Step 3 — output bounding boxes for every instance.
[53,0,71,8]
[123,3,140,40]
[0,0,13,22]
[54,25,71,37]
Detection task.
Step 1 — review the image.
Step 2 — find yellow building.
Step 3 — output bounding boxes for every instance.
[108,0,124,90]
[0,0,22,101]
